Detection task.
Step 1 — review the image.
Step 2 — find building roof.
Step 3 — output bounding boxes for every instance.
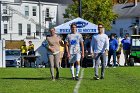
[23,0,73,4]
[113,2,140,18]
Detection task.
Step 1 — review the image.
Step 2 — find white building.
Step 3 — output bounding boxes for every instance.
[106,1,140,37]
[0,0,73,40]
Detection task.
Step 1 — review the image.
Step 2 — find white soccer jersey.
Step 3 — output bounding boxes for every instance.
[65,33,83,54]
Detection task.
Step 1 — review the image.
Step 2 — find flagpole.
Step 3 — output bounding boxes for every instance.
[78,0,82,18]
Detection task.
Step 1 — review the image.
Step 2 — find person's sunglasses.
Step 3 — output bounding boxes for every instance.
[98,27,103,28]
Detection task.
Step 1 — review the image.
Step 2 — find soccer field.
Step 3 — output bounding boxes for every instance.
[0,67,140,93]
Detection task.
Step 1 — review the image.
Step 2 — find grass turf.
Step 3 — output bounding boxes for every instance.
[0,67,140,93]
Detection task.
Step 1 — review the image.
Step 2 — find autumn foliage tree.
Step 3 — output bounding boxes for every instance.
[64,0,118,30]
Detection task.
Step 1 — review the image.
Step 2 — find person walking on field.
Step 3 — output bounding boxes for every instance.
[46,28,63,81]
[65,23,84,81]
[90,24,109,80]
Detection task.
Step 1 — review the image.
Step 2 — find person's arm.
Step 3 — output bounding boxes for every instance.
[129,39,131,49]
[46,37,55,53]
[79,34,84,58]
[105,35,109,55]
[58,36,65,47]
[115,39,119,51]
[121,39,124,45]
[60,40,65,47]
[65,35,70,58]
[65,41,70,58]
[90,35,94,54]
[121,39,124,50]
[80,41,84,59]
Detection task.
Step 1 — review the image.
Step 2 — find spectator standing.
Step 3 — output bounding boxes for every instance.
[65,23,84,81]
[26,41,35,67]
[84,36,91,68]
[28,41,34,52]
[116,37,123,66]
[84,36,91,53]
[121,33,131,66]
[107,34,118,67]
[20,41,28,55]
[59,39,65,68]
[90,24,109,80]
[64,49,68,68]
[28,47,35,67]
[20,41,28,67]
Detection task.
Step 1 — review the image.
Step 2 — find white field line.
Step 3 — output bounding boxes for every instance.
[73,68,85,93]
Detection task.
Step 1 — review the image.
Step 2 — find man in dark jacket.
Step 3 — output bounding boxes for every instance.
[107,34,118,67]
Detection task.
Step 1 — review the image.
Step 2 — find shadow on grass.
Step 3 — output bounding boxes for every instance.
[59,77,73,80]
[59,77,95,81]
[2,77,50,80]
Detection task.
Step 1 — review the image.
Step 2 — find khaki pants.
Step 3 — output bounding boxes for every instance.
[48,53,60,77]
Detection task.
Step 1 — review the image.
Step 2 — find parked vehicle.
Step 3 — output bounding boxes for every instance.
[5,49,21,67]
[129,35,140,66]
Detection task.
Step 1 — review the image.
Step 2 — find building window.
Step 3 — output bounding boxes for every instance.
[27,24,31,35]
[36,25,40,36]
[45,8,50,17]
[25,6,29,16]
[3,9,7,14]
[18,23,22,35]
[32,6,36,16]
[3,4,7,14]
[4,24,8,34]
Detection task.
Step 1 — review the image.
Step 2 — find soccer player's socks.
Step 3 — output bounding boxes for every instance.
[70,65,75,77]
[76,65,80,77]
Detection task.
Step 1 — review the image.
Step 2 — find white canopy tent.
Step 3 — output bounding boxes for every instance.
[55,17,98,34]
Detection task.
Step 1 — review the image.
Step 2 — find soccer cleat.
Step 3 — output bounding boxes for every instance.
[55,74,59,79]
[52,76,55,81]
[94,76,100,80]
[113,66,116,68]
[72,77,75,80]
[100,76,104,79]
[55,72,59,79]
[52,78,55,81]
[75,76,79,81]
[59,66,62,68]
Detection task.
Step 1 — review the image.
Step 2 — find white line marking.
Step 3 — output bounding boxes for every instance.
[73,68,85,93]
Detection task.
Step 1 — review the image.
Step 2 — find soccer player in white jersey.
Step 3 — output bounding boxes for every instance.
[65,23,84,80]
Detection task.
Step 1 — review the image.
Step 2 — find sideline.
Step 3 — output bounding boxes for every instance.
[73,68,85,93]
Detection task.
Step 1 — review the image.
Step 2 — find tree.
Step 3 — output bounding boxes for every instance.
[63,0,118,30]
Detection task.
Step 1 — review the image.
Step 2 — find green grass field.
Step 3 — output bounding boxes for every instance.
[0,67,140,93]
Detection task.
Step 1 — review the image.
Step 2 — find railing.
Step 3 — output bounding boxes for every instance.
[6,5,46,29]
[1,32,49,40]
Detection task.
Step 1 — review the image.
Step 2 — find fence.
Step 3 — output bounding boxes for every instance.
[1,32,50,40]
